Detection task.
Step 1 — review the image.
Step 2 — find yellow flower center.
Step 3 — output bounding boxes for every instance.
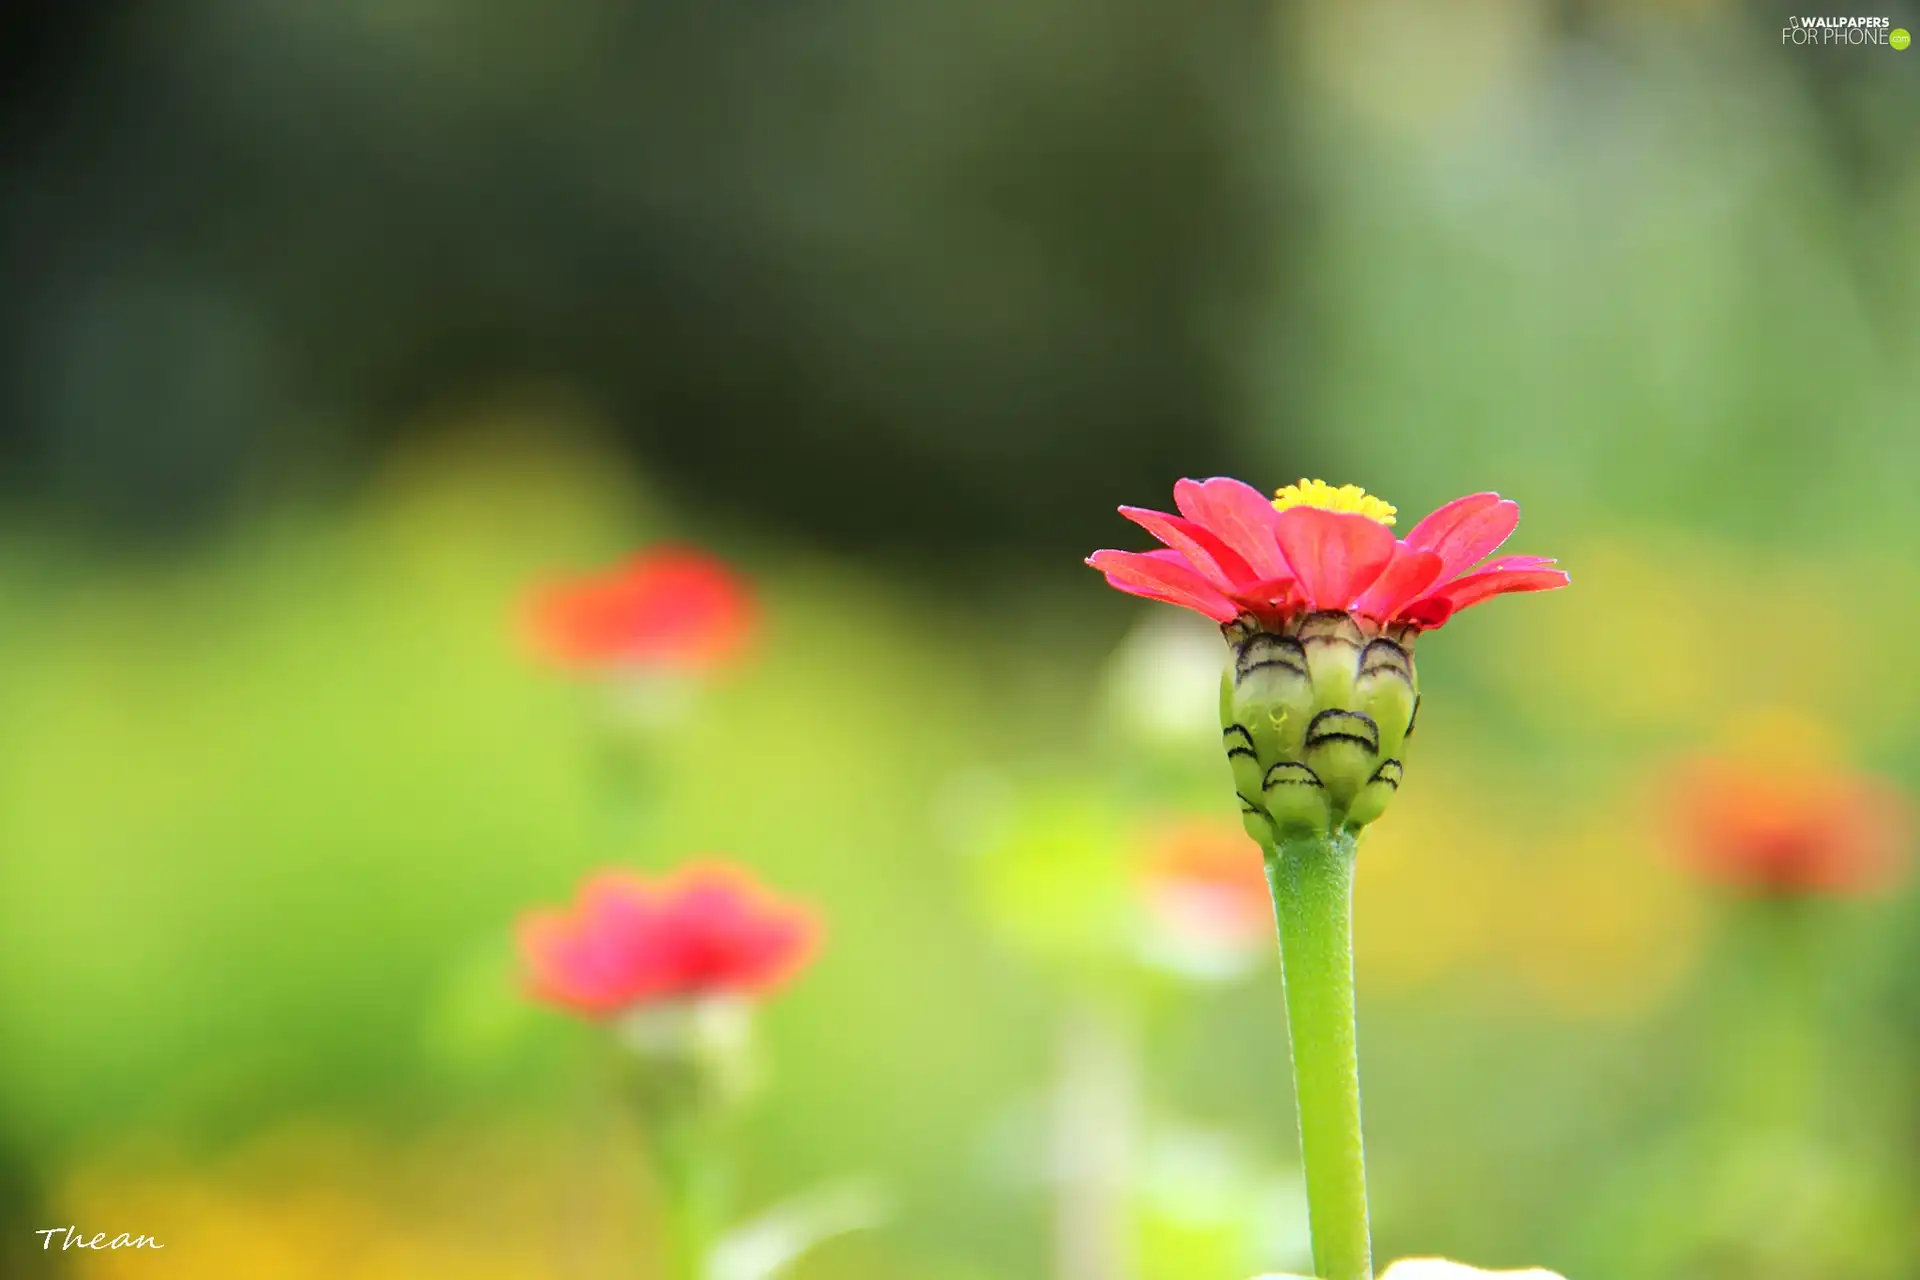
[1271,479,1397,526]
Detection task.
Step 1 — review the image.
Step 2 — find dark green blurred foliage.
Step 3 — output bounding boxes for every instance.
[0,1133,65,1279]
[0,0,1285,556]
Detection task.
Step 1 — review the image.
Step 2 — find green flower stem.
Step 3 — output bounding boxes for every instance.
[619,1003,751,1280]
[594,709,662,847]
[653,1112,726,1280]
[1716,900,1820,1139]
[1266,831,1371,1280]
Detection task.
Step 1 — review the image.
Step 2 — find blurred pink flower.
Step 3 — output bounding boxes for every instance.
[1670,756,1909,898]
[519,863,819,1016]
[525,546,755,672]
[1088,478,1567,631]
[1138,820,1273,949]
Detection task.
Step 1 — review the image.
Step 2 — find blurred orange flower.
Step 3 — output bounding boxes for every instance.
[1670,755,1910,898]
[525,546,755,672]
[518,863,820,1016]
[1138,820,1274,949]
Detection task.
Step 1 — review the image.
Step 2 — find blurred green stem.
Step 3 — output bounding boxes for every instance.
[1267,831,1371,1280]
[1718,900,1820,1138]
[653,1113,725,1280]
[595,711,661,847]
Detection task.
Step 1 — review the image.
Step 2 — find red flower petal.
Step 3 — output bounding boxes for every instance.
[1426,566,1571,616]
[1271,507,1397,611]
[1394,557,1562,628]
[580,873,679,999]
[518,862,820,1016]
[659,864,820,995]
[1171,478,1291,582]
[1087,549,1241,623]
[1119,506,1263,593]
[1351,544,1445,622]
[527,547,756,673]
[1404,493,1520,582]
[520,903,660,1014]
[1470,555,1558,573]
[1237,575,1306,617]
[1397,595,1456,629]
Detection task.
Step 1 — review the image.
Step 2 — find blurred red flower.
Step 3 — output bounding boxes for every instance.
[1671,757,1910,898]
[1138,820,1274,947]
[519,863,820,1016]
[1088,478,1567,632]
[526,546,755,672]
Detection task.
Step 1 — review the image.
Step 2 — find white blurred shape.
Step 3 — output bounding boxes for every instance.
[708,1179,890,1280]
[1256,1260,1566,1279]
[1103,611,1227,747]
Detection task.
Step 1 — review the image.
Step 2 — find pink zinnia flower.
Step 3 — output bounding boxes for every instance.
[519,863,820,1016]
[1087,478,1568,633]
[526,546,756,672]
[1671,758,1909,898]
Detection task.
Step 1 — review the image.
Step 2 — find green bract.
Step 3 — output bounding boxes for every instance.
[1220,611,1419,842]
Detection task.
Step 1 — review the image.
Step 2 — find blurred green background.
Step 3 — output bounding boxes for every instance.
[2,0,1919,1276]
